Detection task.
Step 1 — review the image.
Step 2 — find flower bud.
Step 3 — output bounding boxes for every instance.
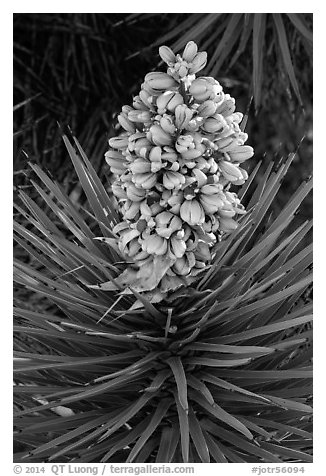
[215,94,236,117]
[189,77,223,102]
[156,212,182,238]
[145,151,162,175]
[126,184,147,202]
[219,217,238,233]
[128,110,152,123]
[170,234,187,259]
[129,158,151,174]
[199,193,224,214]
[182,41,198,62]
[175,135,194,154]
[180,199,205,226]
[159,45,176,64]
[188,51,207,74]
[192,168,207,188]
[144,72,178,93]
[124,201,141,220]
[128,135,152,154]
[219,160,244,182]
[201,115,226,134]
[214,135,235,151]
[227,146,254,163]
[118,111,136,133]
[140,201,153,218]
[217,206,236,218]
[127,237,144,257]
[150,203,164,216]
[197,100,217,118]
[139,89,153,109]
[174,61,188,78]
[149,124,173,146]
[156,91,184,114]
[133,95,148,111]
[155,211,173,226]
[111,181,126,200]
[105,150,127,174]
[132,172,157,190]
[109,136,129,150]
[160,115,176,135]
[175,104,193,130]
[143,234,168,256]
[227,112,243,124]
[194,242,211,261]
[200,183,223,195]
[163,171,186,190]
[173,256,190,275]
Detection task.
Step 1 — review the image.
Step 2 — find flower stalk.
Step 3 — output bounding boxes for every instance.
[105,41,254,300]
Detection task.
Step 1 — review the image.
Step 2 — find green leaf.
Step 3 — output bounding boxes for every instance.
[202,419,282,462]
[167,357,188,411]
[186,356,251,367]
[188,407,210,462]
[207,14,243,76]
[286,13,313,44]
[203,431,228,462]
[252,13,267,109]
[174,392,189,463]
[190,390,253,440]
[156,425,180,463]
[213,313,313,344]
[62,135,115,237]
[273,13,303,106]
[127,398,171,462]
[259,441,313,463]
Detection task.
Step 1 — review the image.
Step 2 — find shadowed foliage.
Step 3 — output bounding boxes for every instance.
[13,13,312,463]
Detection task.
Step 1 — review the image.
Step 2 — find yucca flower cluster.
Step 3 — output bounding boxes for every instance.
[106,42,254,298]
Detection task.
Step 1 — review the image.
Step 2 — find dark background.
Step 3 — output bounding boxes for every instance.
[13,13,312,220]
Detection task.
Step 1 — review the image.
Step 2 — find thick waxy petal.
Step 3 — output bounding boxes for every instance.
[144,234,168,255]
[149,125,173,146]
[126,184,147,202]
[175,104,193,130]
[182,41,198,62]
[200,193,225,214]
[188,51,207,74]
[200,183,223,195]
[192,168,207,188]
[170,234,187,258]
[105,150,127,174]
[109,136,129,149]
[227,146,254,163]
[180,199,205,225]
[219,160,244,182]
[132,172,157,189]
[173,256,190,275]
[128,110,152,123]
[156,91,183,114]
[145,72,178,92]
[197,100,217,118]
[163,171,186,190]
[219,217,238,232]
[118,112,136,133]
[129,159,152,174]
[159,45,176,64]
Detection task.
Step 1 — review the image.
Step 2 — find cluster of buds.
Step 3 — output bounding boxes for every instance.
[105,41,254,298]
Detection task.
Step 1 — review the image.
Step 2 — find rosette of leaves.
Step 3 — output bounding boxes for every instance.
[14,42,312,463]
[14,130,312,462]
